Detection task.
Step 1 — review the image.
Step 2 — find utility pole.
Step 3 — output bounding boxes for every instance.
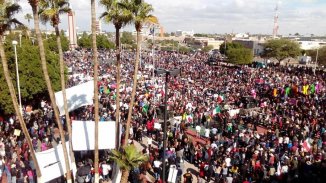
[314,48,319,75]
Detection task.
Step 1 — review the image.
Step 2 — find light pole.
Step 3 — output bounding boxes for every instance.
[12,40,22,114]
[19,33,22,47]
[314,48,319,75]
[152,26,155,77]
[154,68,180,182]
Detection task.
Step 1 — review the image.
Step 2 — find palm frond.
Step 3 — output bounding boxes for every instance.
[110,145,148,171]
[0,2,22,35]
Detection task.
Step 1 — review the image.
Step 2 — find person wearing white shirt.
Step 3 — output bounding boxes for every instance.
[225,157,231,167]
[196,125,201,137]
[153,159,162,180]
[205,128,210,138]
[147,136,152,150]
[101,162,111,180]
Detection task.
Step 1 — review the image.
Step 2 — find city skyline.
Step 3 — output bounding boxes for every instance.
[16,0,326,36]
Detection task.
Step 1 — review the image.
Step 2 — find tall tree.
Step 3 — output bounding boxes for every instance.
[24,13,33,27]
[120,0,157,146]
[100,0,133,150]
[0,0,42,181]
[110,145,148,183]
[227,47,254,65]
[263,39,301,63]
[28,0,71,181]
[91,0,100,182]
[39,1,74,182]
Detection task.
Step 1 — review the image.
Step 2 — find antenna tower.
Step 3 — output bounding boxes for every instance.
[272,2,279,38]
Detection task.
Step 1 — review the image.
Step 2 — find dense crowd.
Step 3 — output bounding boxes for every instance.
[1,48,325,183]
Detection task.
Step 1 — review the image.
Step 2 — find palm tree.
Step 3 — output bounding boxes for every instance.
[110,145,148,183]
[28,0,72,181]
[91,0,100,182]
[99,0,133,150]
[24,13,33,27]
[120,0,157,146]
[0,0,42,181]
[38,1,74,182]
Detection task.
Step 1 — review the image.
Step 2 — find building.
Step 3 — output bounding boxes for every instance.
[175,30,194,37]
[68,11,77,49]
[297,41,325,50]
[284,36,326,50]
[232,36,267,56]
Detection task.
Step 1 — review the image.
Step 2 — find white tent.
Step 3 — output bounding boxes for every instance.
[55,80,94,115]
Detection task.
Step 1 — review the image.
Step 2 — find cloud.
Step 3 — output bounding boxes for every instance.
[15,0,326,36]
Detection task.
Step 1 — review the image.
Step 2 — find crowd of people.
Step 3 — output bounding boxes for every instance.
[1,47,326,183]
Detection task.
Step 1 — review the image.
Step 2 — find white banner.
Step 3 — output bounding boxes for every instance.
[72,121,116,151]
[36,142,72,183]
[55,80,94,116]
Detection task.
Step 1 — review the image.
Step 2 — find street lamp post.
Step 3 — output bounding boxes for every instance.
[19,33,22,47]
[154,68,180,182]
[12,40,22,114]
[314,48,319,75]
[152,27,155,77]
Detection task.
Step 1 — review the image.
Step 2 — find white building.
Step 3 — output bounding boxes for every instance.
[297,40,326,50]
[175,30,194,37]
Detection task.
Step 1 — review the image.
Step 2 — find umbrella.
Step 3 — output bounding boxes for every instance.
[77,165,91,176]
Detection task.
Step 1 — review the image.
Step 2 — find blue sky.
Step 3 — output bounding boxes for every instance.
[17,0,326,36]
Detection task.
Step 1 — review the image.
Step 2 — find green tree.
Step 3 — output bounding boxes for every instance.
[96,34,115,49]
[219,42,243,55]
[77,32,92,48]
[121,31,135,45]
[307,46,326,66]
[24,13,33,27]
[0,1,42,180]
[179,46,191,54]
[100,0,132,151]
[262,39,301,63]
[39,1,74,181]
[110,145,148,183]
[202,45,214,52]
[227,47,253,65]
[120,0,157,147]
[0,34,62,111]
[45,32,69,52]
[78,33,114,49]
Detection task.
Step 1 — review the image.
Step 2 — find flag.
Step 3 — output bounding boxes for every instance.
[212,106,221,115]
[142,103,149,113]
[187,114,193,123]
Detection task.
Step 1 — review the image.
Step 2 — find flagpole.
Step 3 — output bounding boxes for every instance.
[152,26,155,77]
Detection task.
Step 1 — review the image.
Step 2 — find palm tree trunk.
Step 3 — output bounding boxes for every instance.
[120,169,130,183]
[91,0,100,182]
[30,4,71,181]
[115,26,121,150]
[0,36,42,180]
[124,30,141,146]
[54,24,75,183]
